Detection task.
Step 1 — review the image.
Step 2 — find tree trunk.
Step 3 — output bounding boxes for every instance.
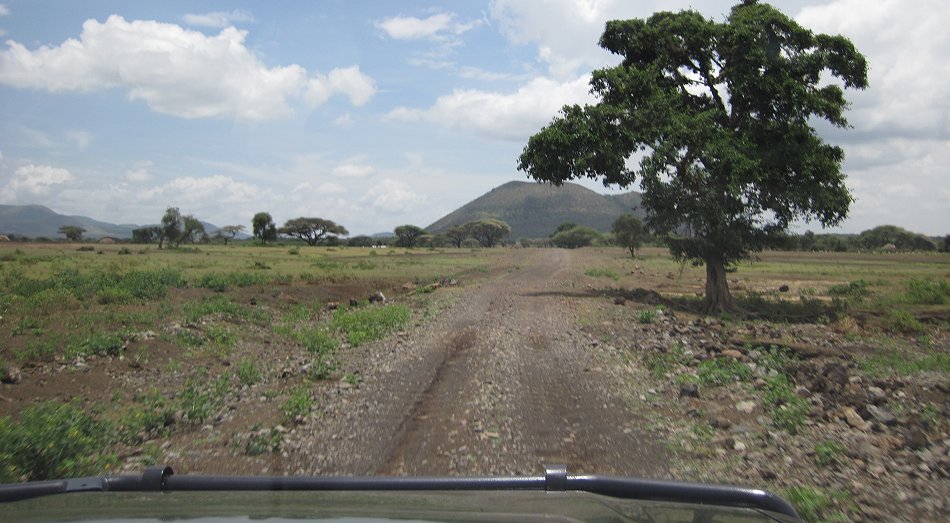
[702,257,736,314]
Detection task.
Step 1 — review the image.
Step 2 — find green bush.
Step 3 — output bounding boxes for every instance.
[584,267,619,280]
[784,486,851,523]
[0,401,116,481]
[636,309,656,324]
[827,279,871,309]
[813,440,846,467]
[883,309,926,334]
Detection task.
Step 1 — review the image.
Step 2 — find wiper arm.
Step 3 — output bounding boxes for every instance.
[0,464,799,519]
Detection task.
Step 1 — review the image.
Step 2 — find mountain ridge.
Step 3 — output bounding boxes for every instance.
[426,181,644,239]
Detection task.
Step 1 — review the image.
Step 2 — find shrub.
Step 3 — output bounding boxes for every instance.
[0,401,116,481]
[813,440,846,467]
[827,279,871,309]
[584,267,619,280]
[636,309,656,324]
[696,357,752,386]
[883,309,926,334]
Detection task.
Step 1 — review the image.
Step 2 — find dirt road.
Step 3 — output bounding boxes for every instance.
[290,248,667,477]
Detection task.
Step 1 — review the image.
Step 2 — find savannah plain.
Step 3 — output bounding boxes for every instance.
[0,242,947,521]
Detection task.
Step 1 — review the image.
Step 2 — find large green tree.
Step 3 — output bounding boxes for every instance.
[57,225,85,242]
[612,214,650,258]
[518,1,867,313]
[160,207,183,249]
[394,225,425,248]
[279,217,348,246]
[251,212,276,244]
[467,219,511,248]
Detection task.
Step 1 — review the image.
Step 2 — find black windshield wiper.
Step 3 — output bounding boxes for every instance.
[0,464,799,519]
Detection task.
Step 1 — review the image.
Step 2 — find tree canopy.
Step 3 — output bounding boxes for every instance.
[252,212,276,244]
[218,225,245,245]
[612,214,650,258]
[467,219,511,248]
[279,217,348,246]
[394,225,425,248]
[160,207,182,249]
[57,225,85,242]
[518,0,867,313]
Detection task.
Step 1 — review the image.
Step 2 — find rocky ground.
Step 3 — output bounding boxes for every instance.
[2,248,947,521]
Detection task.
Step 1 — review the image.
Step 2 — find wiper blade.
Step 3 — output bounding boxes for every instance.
[0,464,799,519]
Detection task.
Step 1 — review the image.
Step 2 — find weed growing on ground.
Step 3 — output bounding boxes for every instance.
[236,358,261,386]
[245,425,281,456]
[883,309,927,335]
[332,304,411,346]
[905,278,950,305]
[117,391,173,444]
[636,309,656,323]
[696,357,753,386]
[644,344,687,378]
[281,386,313,423]
[584,267,619,280]
[859,349,950,376]
[784,485,852,523]
[0,401,116,481]
[813,440,847,467]
[763,374,810,434]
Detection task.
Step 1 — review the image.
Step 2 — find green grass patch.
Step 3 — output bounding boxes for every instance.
[636,309,657,324]
[332,304,411,347]
[236,358,262,386]
[644,344,687,378]
[584,267,619,280]
[281,386,314,423]
[905,278,950,305]
[763,374,810,434]
[859,349,950,376]
[784,485,852,523]
[0,401,117,482]
[696,357,753,386]
[813,440,847,467]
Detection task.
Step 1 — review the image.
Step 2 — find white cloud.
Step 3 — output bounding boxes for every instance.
[387,74,595,141]
[317,182,347,195]
[362,178,426,213]
[143,175,260,205]
[376,13,482,40]
[124,165,152,183]
[796,0,950,137]
[331,161,375,178]
[489,0,636,78]
[0,4,8,17]
[67,130,93,150]
[183,9,255,28]
[305,66,376,107]
[0,163,73,201]
[334,113,354,126]
[0,16,375,120]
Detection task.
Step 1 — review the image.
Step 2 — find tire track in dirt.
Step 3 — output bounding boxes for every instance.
[296,249,666,478]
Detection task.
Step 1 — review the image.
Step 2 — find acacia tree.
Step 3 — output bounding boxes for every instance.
[132,226,160,244]
[394,225,425,248]
[279,217,348,246]
[445,225,468,248]
[467,219,511,248]
[177,215,205,246]
[518,1,867,313]
[252,212,276,244]
[612,214,650,258]
[57,225,85,242]
[218,225,245,245]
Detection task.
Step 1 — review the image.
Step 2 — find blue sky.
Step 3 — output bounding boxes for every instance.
[0,0,947,236]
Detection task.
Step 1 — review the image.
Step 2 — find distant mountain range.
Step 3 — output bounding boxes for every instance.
[1,181,643,241]
[0,204,223,239]
[426,181,644,239]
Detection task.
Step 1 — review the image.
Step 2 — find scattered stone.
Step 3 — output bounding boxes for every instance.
[733,440,747,451]
[867,386,887,404]
[842,406,871,431]
[249,297,257,306]
[721,349,744,359]
[326,302,339,311]
[679,383,699,399]
[1,365,21,384]
[904,427,928,450]
[779,284,790,292]
[867,405,898,426]
[709,416,732,430]
[349,298,360,307]
[613,297,626,305]
[369,291,386,303]
[735,400,756,414]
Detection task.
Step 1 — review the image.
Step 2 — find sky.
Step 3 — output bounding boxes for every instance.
[0,0,947,236]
